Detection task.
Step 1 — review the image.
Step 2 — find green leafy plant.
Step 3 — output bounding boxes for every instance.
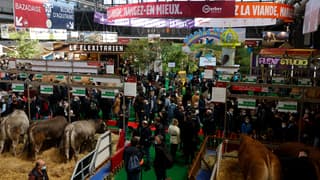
[7,31,41,59]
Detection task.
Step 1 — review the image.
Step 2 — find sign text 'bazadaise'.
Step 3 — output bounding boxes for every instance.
[258,57,308,66]
[69,44,124,52]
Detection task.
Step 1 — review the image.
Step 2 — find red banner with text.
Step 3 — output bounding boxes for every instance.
[106,1,235,20]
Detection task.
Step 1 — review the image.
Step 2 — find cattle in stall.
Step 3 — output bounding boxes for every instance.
[28,116,68,159]
[64,119,107,161]
[239,135,281,180]
[0,110,29,156]
[274,142,320,180]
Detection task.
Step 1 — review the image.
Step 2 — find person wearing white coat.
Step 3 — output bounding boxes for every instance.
[168,118,180,161]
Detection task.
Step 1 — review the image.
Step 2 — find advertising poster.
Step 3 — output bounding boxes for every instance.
[14,0,74,29]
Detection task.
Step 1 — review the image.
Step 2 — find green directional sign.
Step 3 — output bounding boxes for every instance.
[19,73,28,79]
[272,77,285,84]
[72,87,86,96]
[277,101,297,113]
[40,85,53,94]
[12,83,24,92]
[55,75,65,81]
[218,74,232,82]
[243,76,257,83]
[101,89,115,99]
[73,76,82,82]
[238,98,256,109]
[34,74,43,80]
[298,78,311,86]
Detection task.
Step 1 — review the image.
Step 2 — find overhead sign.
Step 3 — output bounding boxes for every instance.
[277,101,297,113]
[258,56,308,66]
[29,28,67,40]
[238,98,256,109]
[235,2,294,22]
[195,17,276,27]
[106,1,235,20]
[199,55,216,67]
[40,85,53,94]
[14,0,74,29]
[12,83,24,92]
[72,87,86,96]
[68,44,124,53]
[101,89,116,99]
[303,0,320,34]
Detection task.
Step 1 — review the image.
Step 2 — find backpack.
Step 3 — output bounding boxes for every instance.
[127,154,141,173]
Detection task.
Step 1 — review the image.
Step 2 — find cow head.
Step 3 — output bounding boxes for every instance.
[95,119,108,134]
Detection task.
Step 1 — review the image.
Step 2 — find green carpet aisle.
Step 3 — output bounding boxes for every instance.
[114,145,188,180]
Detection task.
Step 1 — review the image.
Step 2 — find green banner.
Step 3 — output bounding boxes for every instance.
[298,78,311,86]
[242,76,257,83]
[73,76,82,82]
[218,74,232,82]
[34,74,43,80]
[55,75,65,81]
[40,85,53,94]
[72,87,86,96]
[277,101,297,113]
[12,83,24,92]
[19,73,28,79]
[101,89,115,99]
[238,98,256,109]
[272,77,285,84]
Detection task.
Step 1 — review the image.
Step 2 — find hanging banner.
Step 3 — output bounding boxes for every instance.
[101,89,116,99]
[34,74,43,80]
[12,83,25,92]
[272,77,285,84]
[277,101,297,113]
[234,2,294,22]
[242,75,257,83]
[106,1,235,20]
[14,0,75,29]
[211,87,226,103]
[298,78,312,86]
[72,87,86,96]
[238,98,256,109]
[40,85,53,94]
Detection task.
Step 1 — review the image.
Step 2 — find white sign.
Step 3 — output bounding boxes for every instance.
[195,18,276,27]
[168,62,175,68]
[12,83,24,92]
[101,89,116,99]
[124,82,137,97]
[29,28,68,40]
[72,87,86,96]
[40,85,53,94]
[277,101,297,113]
[238,98,256,109]
[106,64,114,74]
[211,87,226,103]
[0,44,3,55]
[204,69,213,79]
[199,56,216,67]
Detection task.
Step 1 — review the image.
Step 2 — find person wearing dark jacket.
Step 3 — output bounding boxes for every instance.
[123,136,144,180]
[153,135,168,180]
[139,120,152,170]
[28,159,49,180]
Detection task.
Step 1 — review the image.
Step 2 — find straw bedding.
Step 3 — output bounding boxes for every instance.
[217,151,244,180]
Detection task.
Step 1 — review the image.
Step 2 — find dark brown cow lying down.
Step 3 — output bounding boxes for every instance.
[28,116,68,159]
[239,135,281,180]
[274,142,320,180]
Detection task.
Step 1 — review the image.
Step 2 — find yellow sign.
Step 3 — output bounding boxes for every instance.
[280,58,308,66]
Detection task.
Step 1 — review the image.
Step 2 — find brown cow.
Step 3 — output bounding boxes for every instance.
[64,119,107,161]
[239,135,281,180]
[28,116,68,159]
[274,142,320,180]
